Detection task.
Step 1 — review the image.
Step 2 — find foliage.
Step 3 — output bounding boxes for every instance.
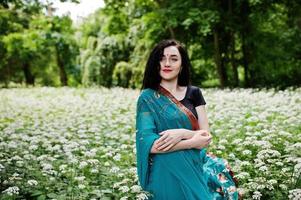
[0,0,301,88]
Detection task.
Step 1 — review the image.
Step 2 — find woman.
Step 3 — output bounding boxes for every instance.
[135,39,239,200]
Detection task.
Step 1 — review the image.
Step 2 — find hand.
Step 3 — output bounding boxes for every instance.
[154,129,184,151]
[189,130,212,149]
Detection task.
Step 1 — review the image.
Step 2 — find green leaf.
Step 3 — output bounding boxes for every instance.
[47,193,57,198]
[37,195,46,200]
[31,190,44,197]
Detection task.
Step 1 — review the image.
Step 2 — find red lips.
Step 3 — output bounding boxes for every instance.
[162,69,172,72]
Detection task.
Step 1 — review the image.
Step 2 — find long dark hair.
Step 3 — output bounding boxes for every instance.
[141,39,191,91]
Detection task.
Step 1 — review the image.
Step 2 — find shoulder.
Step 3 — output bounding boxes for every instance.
[189,85,203,94]
[136,88,156,105]
[188,85,206,105]
[138,88,156,99]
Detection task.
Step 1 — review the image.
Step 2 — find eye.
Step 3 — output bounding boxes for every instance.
[160,57,166,62]
[171,58,178,62]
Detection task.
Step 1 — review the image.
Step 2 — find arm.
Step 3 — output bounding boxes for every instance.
[181,128,197,139]
[195,105,210,133]
[153,128,199,152]
[150,129,211,154]
[150,138,193,153]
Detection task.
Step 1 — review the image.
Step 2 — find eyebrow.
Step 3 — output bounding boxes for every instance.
[162,54,179,57]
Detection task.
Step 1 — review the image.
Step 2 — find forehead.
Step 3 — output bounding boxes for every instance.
[163,46,180,56]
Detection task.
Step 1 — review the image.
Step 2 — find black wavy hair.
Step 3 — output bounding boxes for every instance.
[141,39,191,91]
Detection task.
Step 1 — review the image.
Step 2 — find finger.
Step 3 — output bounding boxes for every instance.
[156,141,166,149]
[156,139,170,149]
[159,131,166,135]
[157,142,170,150]
[206,138,212,145]
[162,143,174,151]
[159,133,169,141]
[164,137,173,143]
[156,134,168,146]
[157,140,172,150]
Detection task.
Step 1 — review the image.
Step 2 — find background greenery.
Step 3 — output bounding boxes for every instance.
[0,0,300,89]
[0,1,301,199]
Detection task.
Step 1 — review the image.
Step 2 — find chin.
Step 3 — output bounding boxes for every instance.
[161,76,178,81]
[160,72,179,80]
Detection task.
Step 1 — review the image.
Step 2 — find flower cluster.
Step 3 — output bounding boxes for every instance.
[0,87,300,199]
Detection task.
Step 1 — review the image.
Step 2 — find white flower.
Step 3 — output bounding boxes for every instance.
[130,185,141,193]
[267,179,277,185]
[252,191,262,200]
[27,180,38,186]
[293,163,301,177]
[59,164,67,171]
[234,172,250,180]
[91,168,98,173]
[129,167,137,174]
[0,164,4,172]
[279,184,287,191]
[113,154,121,161]
[136,193,149,200]
[79,161,88,169]
[110,166,120,173]
[258,166,268,172]
[240,161,251,167]
[217,145,225,150]
[275,161,284,166]
[228,153,236,159]
[119,186,130,193]
[288,189,301,200]
[41,163,53,171]
[78,184,86,189]
[2,186,20,196]
[75,176,85,181]
[242,150,252,155]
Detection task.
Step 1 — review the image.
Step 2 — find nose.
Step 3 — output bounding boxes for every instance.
[165,59,170,66]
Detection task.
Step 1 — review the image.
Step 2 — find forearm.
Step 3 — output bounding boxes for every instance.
[150,128,211,154]
[179,128,197,139]
[150,138,193,154]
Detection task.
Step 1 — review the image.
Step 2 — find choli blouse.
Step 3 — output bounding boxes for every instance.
[179,85,206,119]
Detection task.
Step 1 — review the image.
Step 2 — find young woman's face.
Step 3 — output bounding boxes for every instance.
[159,46,182,81]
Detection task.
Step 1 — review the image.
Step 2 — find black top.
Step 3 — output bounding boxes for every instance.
[179,85,206,119]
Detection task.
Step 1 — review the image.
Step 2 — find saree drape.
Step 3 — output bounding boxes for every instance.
[135,86,239,200]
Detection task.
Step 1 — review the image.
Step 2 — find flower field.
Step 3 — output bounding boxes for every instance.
[0,87,300,200]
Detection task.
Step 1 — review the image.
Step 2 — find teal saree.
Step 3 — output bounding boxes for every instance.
[135,86,239,200]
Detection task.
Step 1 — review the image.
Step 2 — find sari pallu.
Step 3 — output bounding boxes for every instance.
[135,86,239,200]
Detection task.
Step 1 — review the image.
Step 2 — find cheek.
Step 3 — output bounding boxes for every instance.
[176,62,181,70]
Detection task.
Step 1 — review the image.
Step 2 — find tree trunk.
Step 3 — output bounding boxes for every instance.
[23,62,35,85]
[56,50,68,86]
[228,0,238,87]
[241,33,250,87]
[213,28,227,88]
[240,0,252,87]
[230,32,238,86]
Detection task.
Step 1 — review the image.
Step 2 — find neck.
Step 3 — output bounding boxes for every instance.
[160,79,179,93]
